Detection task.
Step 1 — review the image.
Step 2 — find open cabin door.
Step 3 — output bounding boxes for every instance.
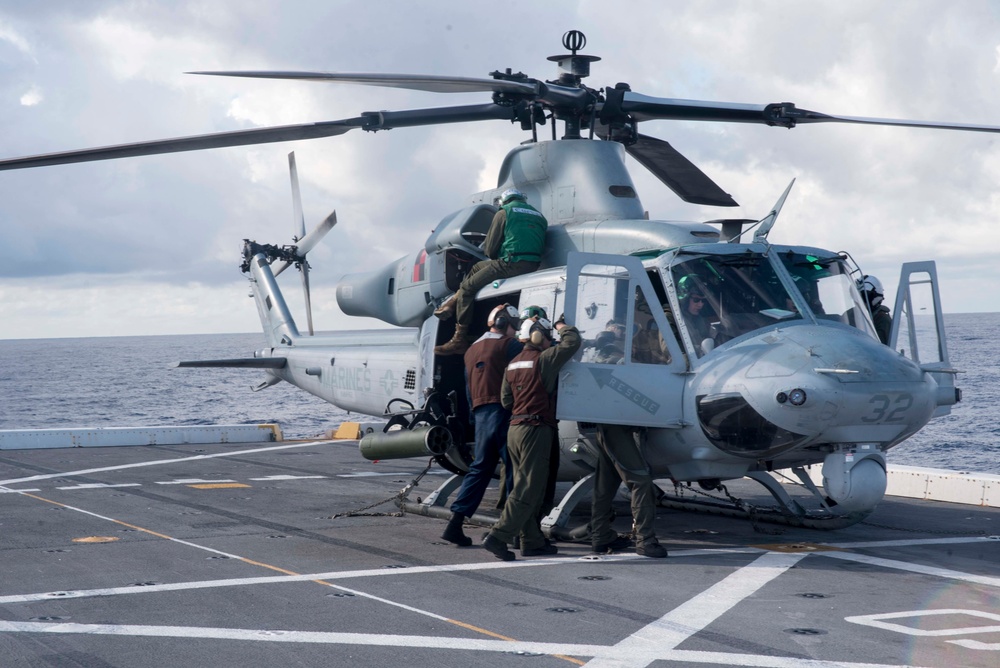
[558,252,687,428]
[890,261,959,417]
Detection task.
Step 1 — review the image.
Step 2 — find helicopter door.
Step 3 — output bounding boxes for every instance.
[890,261,959,417]
[558,252,687,428]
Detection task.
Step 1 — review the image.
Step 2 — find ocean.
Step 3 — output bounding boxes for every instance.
[0,314,997,474]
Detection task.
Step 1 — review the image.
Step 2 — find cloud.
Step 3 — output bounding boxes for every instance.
[19,86,42,105]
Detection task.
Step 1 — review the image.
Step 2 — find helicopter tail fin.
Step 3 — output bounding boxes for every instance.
[248,252,301,347]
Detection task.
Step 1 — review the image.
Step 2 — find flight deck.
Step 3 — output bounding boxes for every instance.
[0,438,997,668]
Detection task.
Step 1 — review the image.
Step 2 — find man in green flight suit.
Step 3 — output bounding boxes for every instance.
[590,424,668,558]
[862,275,893,345]
[434,188,547,356]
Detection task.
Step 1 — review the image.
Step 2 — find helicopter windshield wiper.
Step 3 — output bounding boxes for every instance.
[718,257,762,267]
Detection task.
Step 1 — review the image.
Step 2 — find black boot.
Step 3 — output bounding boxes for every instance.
[442,512,472,547]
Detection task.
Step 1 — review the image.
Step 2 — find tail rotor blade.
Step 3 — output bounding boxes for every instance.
[272,211,337,277]
[297,210,337,255]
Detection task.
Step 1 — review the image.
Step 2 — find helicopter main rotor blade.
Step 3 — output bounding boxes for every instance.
[626,134,738,207]
[191,70,539,95]
[0,120,362,171]
[193,71,593,111]
[618,91,1000,133]
[0,105,514,171]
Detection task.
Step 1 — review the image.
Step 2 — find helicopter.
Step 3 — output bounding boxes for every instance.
[0,30,980,533]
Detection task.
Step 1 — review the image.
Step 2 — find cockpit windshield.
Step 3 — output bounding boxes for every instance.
[669,252,802,356]
[778,252,878,339]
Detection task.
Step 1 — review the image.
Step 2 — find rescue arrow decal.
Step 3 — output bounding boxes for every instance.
[588,368,661,414]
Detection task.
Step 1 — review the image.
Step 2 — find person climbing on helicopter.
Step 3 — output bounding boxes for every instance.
[434,188,548,356]
[862,275,892,345]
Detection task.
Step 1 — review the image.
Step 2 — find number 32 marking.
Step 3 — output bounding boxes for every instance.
[862,393,913,423]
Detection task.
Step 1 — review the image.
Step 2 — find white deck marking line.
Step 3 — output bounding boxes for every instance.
[820,550,1000,588]
[336,471,451,477]
[826,536,993,549]
[55,483,142,490]
[846,608,1000,637]
[0,621,932,667]
[582,550,808,668]
[248,475,327,481]
[0,549,752,605]
[0,440,333,486]
[154,479,236,485]
[0,487,40,493]
[337,471,420,477]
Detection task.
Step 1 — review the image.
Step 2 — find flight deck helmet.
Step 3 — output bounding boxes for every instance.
[861,275,885,308]
[519,305,548,321]
[488,303,520,331]
[518,316,553,345]
[676,274,705,301]
[500,188,526,205]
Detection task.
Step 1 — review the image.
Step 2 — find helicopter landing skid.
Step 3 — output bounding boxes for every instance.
[654,469,867,531]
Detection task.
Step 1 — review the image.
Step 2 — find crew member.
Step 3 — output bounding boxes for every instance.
[441,304,522,547]
[590,425,668,558]
[862,275,892,345]
[677,276,713,351]
[434,189,548,356]
[483,316,580,560]
[514,305,560,528]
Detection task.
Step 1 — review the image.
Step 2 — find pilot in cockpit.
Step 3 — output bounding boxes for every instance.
[677,275,715,352]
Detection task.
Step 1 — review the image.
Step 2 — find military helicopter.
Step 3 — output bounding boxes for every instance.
[0,30,980,533]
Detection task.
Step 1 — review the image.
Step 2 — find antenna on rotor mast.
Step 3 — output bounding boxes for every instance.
[547,30,600,85]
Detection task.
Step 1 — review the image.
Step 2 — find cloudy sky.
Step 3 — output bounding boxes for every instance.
[2,1,1000,340]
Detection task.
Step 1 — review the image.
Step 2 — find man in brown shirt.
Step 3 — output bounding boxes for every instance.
[483,317,580,560]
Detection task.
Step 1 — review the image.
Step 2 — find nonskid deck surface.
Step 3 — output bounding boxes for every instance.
[0,439,996,668]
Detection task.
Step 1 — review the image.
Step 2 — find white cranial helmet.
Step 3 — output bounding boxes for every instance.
[862,275,884,308]
[518,316,552,344]
[500,188,526,205]
[488,303,519,330]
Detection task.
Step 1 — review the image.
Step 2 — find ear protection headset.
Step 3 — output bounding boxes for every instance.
[488,303,519,331]
[519,317,553,345]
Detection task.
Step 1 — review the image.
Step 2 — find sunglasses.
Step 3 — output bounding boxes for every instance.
[690,295,705,304]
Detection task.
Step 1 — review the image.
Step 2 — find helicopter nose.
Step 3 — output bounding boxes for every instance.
[694,326,937,460]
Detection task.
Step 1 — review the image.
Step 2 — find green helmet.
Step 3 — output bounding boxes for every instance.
[519,305,548,321]
[676,275,704,301]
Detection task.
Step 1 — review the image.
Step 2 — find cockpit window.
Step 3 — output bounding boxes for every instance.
[670,252,802,354]
[778,252,878,338]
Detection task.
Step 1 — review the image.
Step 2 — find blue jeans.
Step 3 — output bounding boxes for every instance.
[451,403,512,517]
